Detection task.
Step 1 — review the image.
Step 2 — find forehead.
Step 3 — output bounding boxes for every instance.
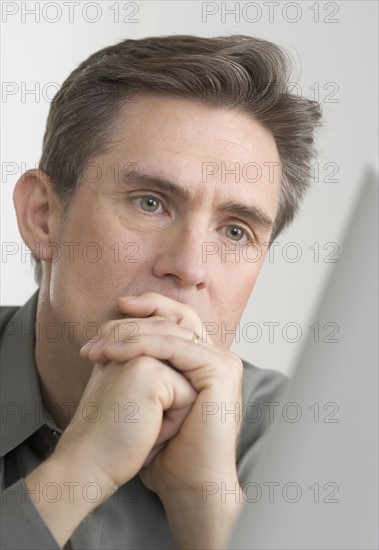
[102,93,281,217]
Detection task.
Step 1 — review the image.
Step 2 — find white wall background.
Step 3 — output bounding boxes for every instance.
[1,1,378,376]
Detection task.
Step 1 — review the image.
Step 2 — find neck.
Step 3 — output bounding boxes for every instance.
[35,287,94,430]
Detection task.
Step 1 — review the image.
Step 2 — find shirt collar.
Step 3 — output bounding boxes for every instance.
[1,291,61,458]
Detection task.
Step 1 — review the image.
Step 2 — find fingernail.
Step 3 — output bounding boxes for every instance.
[88,341,104,355]
[80,341,95,353]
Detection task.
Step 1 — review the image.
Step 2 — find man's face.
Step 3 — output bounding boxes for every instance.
[47,93,281,349]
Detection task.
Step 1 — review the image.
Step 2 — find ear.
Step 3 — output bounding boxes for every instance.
[13,169,62,262]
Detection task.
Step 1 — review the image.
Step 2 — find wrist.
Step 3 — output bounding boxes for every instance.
[158,477,242,550]
[24,453,118,548]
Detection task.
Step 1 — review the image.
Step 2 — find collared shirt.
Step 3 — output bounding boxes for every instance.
[0,292,288,549]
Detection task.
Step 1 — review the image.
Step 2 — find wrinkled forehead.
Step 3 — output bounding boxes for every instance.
[98,93,281,215]
[114,93,280,159]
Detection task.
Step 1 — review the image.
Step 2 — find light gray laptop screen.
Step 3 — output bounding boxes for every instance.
[228,169,378,550]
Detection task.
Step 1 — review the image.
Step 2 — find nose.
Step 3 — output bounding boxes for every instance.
[152,223,212,289]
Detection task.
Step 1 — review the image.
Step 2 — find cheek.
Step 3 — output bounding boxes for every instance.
[222,268,258,316]
[48,221,153,330]
[208,259,262,345]
[55,224,152,289]
[221,245,264,296]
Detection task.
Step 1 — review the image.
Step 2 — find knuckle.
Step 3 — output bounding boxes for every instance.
[155,319,174,331]
[229,352,243,369]
[102,319,140,343]
[127,356,166,376]
[221,351,243,376]
[143,291,158,301]
[164,334,180,348]
[179,308,199,330]
[100,319,118,337]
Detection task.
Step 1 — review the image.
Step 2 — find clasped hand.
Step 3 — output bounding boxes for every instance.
[57,292,243,503]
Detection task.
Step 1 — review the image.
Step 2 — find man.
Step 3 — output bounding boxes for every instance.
[0,35,321,549]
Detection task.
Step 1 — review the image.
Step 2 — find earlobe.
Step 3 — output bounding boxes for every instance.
[13,169,61,262]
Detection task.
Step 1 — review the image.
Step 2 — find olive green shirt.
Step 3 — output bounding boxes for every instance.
[0,292,288,549]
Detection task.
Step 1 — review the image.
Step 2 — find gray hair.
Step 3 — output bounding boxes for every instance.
[33,34,322,284]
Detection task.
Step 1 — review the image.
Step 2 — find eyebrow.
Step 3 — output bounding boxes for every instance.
[121,170,274,230]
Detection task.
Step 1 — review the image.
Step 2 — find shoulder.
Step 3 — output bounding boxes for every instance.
[241,359,289,405]
[236,359,290,480]
[0,305,20,332]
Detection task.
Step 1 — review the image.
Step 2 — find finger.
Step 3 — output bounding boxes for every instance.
[88,333,241,393]
[142,442,166,467]
[142,404,194,467]
[80,319,197,362]
[117,292,208,339]
[158,405,194,444]
[66,357,197,481]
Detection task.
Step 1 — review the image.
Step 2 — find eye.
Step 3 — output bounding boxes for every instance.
[224,225,250,243]
[133,195,164,213]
